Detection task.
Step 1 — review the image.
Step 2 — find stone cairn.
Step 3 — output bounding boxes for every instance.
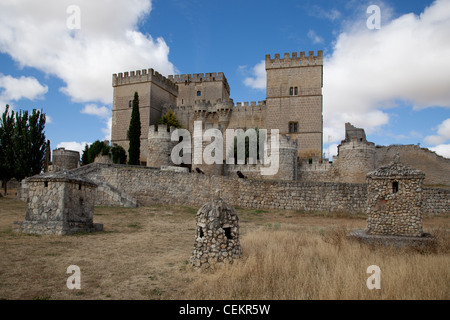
[13,171,103,235]
[190,191,242,269]
[349,154,435,248]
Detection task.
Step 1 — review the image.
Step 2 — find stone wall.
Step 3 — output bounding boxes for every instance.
[51,148,80,172]
[422,187,450,216]
[13,172,103,235]
[73,163,368,214]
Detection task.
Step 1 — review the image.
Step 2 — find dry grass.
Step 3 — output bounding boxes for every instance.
[0,190,448,300]
[185,225,449,300]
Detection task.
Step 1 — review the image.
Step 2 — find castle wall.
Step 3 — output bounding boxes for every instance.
[74,163,368,214]
[169,73,230,108]
[298,160,339,183]
[226,102,267,130]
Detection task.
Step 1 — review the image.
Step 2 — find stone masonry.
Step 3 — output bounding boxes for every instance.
[13,171,103,235]
[190,193,242,269]
[365,156,425,237]
[111,50,323,163]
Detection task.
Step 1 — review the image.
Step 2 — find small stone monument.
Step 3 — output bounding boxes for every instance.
[13,171,103,235]
[190,190,242,269]
[349,154,435,247]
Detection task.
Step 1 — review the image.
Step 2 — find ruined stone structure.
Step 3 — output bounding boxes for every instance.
[191,193,242,269]
[111,50,324,166]
[50,148,80,172]
[299,123,450,186]
[13,171,103,235]
[366,156,425,237]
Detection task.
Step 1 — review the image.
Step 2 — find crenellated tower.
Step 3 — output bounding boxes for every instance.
[112,68,178,164]
[265,51,323,162]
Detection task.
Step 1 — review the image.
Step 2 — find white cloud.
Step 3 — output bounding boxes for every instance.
[323,0,450,145]
[81,104,110,119]
[242,60,266,90]
[424,118,450,145]
[81,104,112,140]
[429,144,450,159]
[56,141,90,155]
[307,30,324,44]
[45,115,52,124]
[0,0,176,105]
[0,74,48,102]
[307,5,341,22]
[102,117,113,141]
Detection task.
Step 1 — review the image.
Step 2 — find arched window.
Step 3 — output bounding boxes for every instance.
[294,87,298,95]
[197,91,201,97]
[289,87,293,96]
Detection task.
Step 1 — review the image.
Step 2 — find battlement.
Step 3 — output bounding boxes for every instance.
[234,100,266,112]
[168,72,230,94]
[265,50,323,69]
[148,124,176,137]
[112,68,178,94]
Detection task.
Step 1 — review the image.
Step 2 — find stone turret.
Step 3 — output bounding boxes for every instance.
[190,192,242,269]
[366,155,425,237]
[336,123,376,183]
[147,125,177,168]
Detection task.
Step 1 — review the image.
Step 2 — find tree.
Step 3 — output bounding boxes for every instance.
[127,92,141,165]
[158,109,182,130]
[80,140,111,165]
[0,106,47,194]
[0,105,16,195]
[111,145,127,164]
[27,109,47,176]
[13,109,47,180]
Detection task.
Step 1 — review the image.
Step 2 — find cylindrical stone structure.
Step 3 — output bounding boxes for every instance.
[190,194,242,269]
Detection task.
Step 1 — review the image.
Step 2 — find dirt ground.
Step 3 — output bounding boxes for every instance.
[0,190,448,300]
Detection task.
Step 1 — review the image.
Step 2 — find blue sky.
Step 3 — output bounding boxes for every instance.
[0,0,449,159]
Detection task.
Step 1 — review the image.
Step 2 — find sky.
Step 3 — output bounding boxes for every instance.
[0,0,449,160]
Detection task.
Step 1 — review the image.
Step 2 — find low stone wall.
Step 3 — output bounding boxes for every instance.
[423,187,450,216]
[75,163,368,214]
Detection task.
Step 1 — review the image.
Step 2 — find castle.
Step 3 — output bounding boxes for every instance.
[111,51,323,169]
[110,50,449,186]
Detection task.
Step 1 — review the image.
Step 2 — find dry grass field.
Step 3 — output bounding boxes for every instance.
[0,190,448,300]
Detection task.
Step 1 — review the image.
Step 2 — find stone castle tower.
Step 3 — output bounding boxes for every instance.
[111,50,323,165]
[265,51,323,161]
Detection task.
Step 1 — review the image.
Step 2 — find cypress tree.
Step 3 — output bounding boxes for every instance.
[127,92,141,165]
